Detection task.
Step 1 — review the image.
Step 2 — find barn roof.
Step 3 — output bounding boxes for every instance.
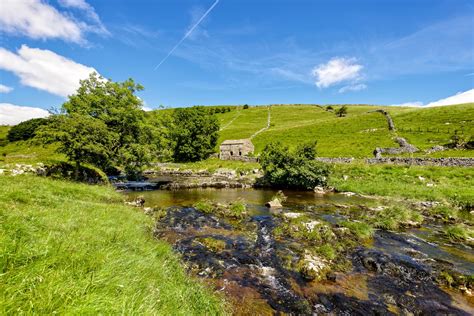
[220,139,253,145]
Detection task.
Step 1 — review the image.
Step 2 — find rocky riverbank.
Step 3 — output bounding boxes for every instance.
[143,168,264,189]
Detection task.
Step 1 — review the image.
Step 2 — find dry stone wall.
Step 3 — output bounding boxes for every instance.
[315,157,474,167]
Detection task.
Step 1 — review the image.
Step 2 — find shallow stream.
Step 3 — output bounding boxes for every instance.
[127,188,474,315]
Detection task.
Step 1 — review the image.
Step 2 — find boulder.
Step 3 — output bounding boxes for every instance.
[283,212,304,219]
[214,168,237,179]
[341,191,357,197]
[314,186,326,194]
[265,198,282,208]
[303,220,321,233]
[126,196,145,207]
[298,252,328,281]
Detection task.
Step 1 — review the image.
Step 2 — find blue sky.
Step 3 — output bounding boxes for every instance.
[0,0,473,120]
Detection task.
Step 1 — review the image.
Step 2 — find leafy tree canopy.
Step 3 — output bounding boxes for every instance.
[36,114,114,172]
[63,72,145,147]
[7,118,49,142]
[170,107,219,162]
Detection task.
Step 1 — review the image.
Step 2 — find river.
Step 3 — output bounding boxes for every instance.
[126,188,474,315]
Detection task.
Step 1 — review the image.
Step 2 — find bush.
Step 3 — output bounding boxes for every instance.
[450,133,474,149]
[260,141,331,190]
[335,105,348,117]
[7,118,49,142]
[243,104,249,109]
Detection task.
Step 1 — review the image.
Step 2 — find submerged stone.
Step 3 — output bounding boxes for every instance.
[265,198,282,208]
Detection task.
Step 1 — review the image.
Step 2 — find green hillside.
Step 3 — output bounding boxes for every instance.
[0,126,9,146]
[214,103,474,158]
[392,103,473,154]
[1,104,473,166]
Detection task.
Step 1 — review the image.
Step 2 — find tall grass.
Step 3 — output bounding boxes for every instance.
[0,175,226,314]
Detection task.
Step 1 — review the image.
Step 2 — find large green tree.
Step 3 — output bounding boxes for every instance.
[170,107,219,162]
[36,114,114,178]
[39,73,160,177]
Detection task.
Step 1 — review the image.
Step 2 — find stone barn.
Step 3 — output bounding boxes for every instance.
[219,139,255,161]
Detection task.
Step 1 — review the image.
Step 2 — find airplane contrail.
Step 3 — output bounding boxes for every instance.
[154,0,220,70]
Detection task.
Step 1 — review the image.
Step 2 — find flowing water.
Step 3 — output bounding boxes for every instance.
[127,188,474,315]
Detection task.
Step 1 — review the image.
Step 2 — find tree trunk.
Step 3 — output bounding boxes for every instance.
[74,161,80,181]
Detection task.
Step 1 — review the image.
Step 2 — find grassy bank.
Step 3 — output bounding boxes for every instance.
[0,176,226,314]
[330,163,474,205]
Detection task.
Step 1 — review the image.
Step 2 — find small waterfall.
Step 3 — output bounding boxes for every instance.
[252,215,312,314]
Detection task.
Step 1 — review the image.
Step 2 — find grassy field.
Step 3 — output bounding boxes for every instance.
[392,103,474,151]
[0,176,226,314]
[0,125,65,166]
[213,103,474,157]
[329,163,474,206]
[218,106,269,143]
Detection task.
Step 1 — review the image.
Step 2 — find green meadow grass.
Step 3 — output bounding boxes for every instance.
[0,175,226,314]
[392,103,474,151]
[253,107,395,157]
[0,126,9,140]
[0,141,64,166]
[218,106,269,143]
[329,163,474,205]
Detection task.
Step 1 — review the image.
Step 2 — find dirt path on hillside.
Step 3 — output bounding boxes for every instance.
[250,106,271,139]
[220,110,242,131]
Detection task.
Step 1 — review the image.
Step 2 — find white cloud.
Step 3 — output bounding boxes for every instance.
[0,84,13,93]
[390,101,424,107]
[426,89,474,107]
[338,83,367,93]
[312,57,364,88]
[390,89,474,107]
[58,0,90,10]
[58,0,109,35]
[0,0,108,44]
[0,0,83,43]
[0,103,49,125]
[0,45,97,97]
